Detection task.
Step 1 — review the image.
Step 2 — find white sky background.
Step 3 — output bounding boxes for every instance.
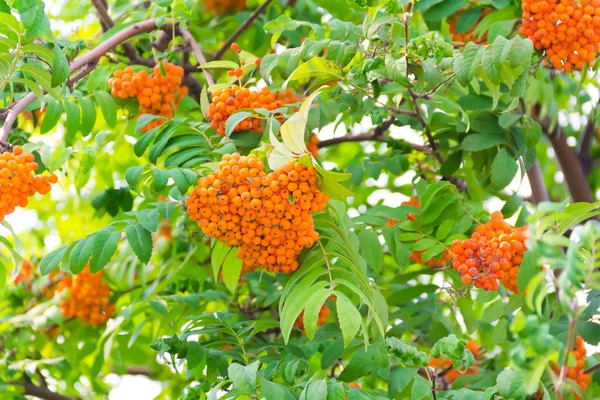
[0,2,596,399]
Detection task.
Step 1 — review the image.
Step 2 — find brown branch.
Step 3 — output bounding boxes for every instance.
[213,0,275,60]
[10,381,76,400]
[526,160,550,203]
[579,118,596,175]
[547,129,594,203]
[0,19,161,140]
[90,0,155,67]
[176,27,216,86]
[318,120,430,153]
[585,362,600,375]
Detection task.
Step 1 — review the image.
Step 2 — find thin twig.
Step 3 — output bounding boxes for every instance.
[585,362,600,375]
[556,311,578,400]
[213,0,275,60]
[176,27,216,85]
[408,89,444,164]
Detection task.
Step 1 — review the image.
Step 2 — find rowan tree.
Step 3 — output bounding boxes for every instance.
[0,1,599,400]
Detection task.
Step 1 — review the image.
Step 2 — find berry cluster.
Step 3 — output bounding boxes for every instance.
[307,134,320,158]
[56,266,115,327]
[186,153,328,273]
[207,86,298,135]
[448,7,491,43]
[429,340,482,384]
[387,197,451,268]
[520,0,600,71]
[553,336,591,399]
[14,259,33,284]
[203,0,246,14]
[451,212,527,292]
[294,303,331,332]
[0,146,57,222]
[108,63,188,132]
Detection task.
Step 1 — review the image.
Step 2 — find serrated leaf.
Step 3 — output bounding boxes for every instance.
[303,289,332,339]
[39,99,63,134]
[69,237,93,273]
[336,294,361,347]
[225,111,253,138]
[461,133,504,151]
[79,96,96,135]
[94,91,117,128]
[491,148,518,189]
[89,230,121,272]
[154,169,170,191]
[455,42,483,86]
[51,44,69,87]
[358,229,382,273]
[40,244,71,275]
[125,224,153,264]
[228,362,258,395]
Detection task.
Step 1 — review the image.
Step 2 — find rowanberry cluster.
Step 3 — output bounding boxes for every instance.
[0,146,57,222]
[56,265,115,327]
[429,340,482,384]
[448,7,491,43]
[207,86,298,135]
[387,197,451,268]
[451,212,527,292]
[294,302,331,332]
[553,336,591,399]
[203,0,246,14]
[14,259,34,284]
[186,153,328,273]
[520,0,600,71]
[108,62,188,132]
[307,135,320,158]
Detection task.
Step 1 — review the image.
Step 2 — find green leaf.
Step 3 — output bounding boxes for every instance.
[200,85,210,119]
[358,229,382,273]
[509,37,534,69]
[336,294,362,347]
[321,338,345,370]
[89,230,121,273]
[225,111,253,138]
[150,300,168,315]
[385,55,410,86]
[259,374,297,400]
[284,57,341,87]
[79,96,96,135]
[488,20,516,43]
[498,113,521,129]
[200,60,239,69]
[40,99,63,134]
[389,367,417,399]
[222,246,243,294]
[456,7,483,34]
[51,44,70,87]
[69,237,93,274]
[454,42,483,87]
[135,114,166,134]
[137,208,159,232]
[303,289,332,339]
[125,224,153,264]
[301,379,327,400]
[491,148,518,189]
[461,133,503,151]
[64,101,81,144]
[154,169,170,191]
[228,362,259,395]
[410,376,431,400]
[94,91,117,128]
[40,244,71,275]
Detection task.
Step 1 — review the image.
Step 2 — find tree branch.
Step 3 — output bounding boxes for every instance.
[0,19,161,140]
[213,0,274,60]
[547,129,594,203]
[578,118,596,175]
[176,27,216,86]
[90,0,155,67]
[585,362,600,375]
[10,381,76,400]
[317,117,430,153]
[526,160,550,203]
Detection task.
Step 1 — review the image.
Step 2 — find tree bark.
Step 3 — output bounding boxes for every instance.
[548,131,595,203]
